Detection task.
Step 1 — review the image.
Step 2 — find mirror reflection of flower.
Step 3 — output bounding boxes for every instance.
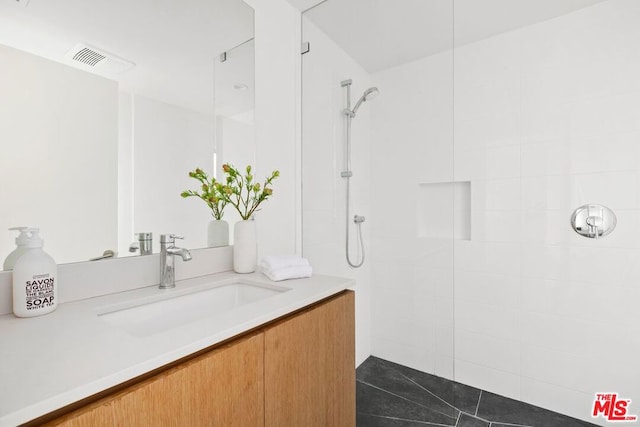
[180,168,228,220]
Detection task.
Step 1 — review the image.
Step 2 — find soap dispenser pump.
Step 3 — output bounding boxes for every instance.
[12,228,58,317]
[3,227,30,270]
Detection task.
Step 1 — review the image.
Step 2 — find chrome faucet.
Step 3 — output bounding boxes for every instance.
[159,234,192,289]
[129,232,153,255]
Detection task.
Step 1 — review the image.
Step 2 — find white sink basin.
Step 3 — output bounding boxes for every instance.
[98,281,289,337]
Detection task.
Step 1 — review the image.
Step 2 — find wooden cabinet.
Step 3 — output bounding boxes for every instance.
[37,291,355,427]
[265,290,355,426]
[44,332,264,427]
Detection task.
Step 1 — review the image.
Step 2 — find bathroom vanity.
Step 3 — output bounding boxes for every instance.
[0,268,355,426]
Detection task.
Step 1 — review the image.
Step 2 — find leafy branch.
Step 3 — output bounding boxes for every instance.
[180,168,228,220]
[221,164,279,220]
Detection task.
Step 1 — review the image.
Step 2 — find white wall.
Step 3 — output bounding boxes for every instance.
[244,0,301,258]
[301,18,373,366]
[0,43,118,265]
[118,93,134,258]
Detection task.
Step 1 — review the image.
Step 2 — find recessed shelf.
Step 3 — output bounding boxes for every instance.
[417,181,470,240]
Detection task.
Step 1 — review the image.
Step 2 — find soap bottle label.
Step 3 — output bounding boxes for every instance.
[25,273,55,311]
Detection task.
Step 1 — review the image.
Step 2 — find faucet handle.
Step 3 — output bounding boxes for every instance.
[160,234,184,244]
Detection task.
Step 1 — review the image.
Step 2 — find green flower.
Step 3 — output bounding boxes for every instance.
[181,168,228,220]
[220,164,280,220]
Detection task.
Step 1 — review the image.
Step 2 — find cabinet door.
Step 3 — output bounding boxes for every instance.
[47,332,264,427]
[264,291,355,427]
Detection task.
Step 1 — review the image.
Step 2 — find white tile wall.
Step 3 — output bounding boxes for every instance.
[455,359,521,401]
[418,182,470,240]
[364,35,456,377]
[451,2,640,422]
[304,0,640,423]
[455,329,520,375]
[373,336,437,376]
[520,378,596,426]
[520,140,572,177]
[455,270,519,308]
[301,17,372,366]
[456,301,520,342]
[521,175,571,211]
[364,0,640,423]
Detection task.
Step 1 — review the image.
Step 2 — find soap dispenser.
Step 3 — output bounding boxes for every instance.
[3,227,30,270]
[12,228,58,317]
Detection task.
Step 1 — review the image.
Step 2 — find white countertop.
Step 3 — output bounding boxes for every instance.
[0,271,353,426]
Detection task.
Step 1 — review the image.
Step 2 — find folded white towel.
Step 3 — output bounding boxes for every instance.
[260,255,310,271]
[263,264,313,282]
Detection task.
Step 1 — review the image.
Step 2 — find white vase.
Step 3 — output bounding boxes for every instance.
[207,219,229,247]
[233,220,257,273]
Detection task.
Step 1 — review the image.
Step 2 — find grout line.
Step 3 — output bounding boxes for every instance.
[395,372,462,415]
[301,0,329,14]
[459,410,491,424]
[357,379,458,421]
[359,412,453,427]
[451,0,456,382]
[488,423,535,427]
[475,391,482,416]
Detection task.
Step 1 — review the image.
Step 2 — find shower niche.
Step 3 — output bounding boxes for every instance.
[417,181,470,240]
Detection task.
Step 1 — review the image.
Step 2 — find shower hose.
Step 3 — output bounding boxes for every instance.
[345,176,365,268]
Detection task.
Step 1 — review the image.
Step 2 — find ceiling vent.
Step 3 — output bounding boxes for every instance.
[64,43,135,74]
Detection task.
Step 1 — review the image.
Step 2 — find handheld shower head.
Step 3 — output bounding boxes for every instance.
[351,87,379,115]
[364,86,380,100]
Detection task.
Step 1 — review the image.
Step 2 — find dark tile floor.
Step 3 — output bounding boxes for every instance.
[356,356,599,427]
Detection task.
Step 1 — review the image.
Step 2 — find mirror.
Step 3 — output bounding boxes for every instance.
[0,0,254,267]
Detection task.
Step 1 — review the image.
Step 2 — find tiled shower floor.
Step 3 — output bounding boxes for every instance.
[356,357,599,427]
